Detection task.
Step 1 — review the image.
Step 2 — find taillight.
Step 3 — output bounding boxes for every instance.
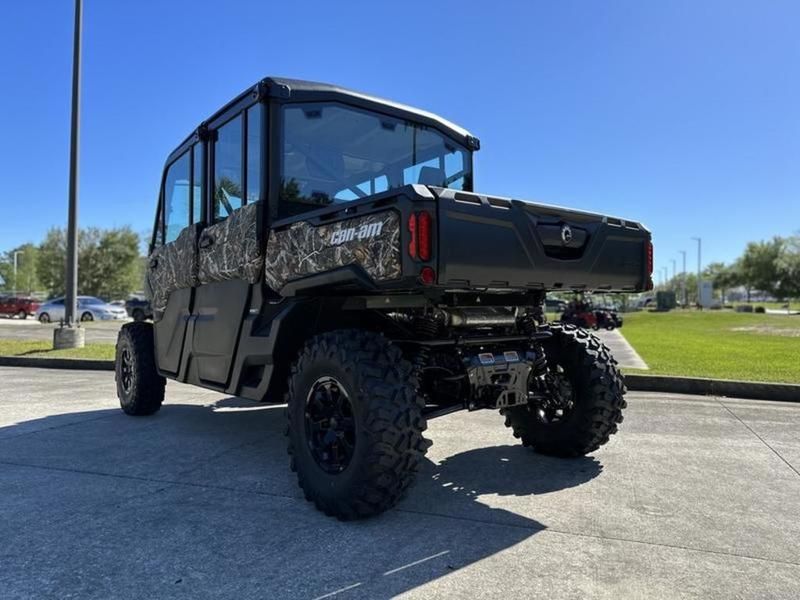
[419,266,436,285]
[417,211,432,261]
[645,241,654,290]
[408,210,433,261]
[407,213,417,259]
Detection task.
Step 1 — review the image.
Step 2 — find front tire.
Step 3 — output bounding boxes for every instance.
[38,313,50,324]
[286,330,428,520]
[80,311,94,322]
[115,321,165,416]
[504,324,626,457]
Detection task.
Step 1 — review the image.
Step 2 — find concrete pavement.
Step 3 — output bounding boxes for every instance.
[1,367,799,599]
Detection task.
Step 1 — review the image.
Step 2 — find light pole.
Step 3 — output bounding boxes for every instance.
[691,237,702,307]
[679,250,687,307]
[671,259,676,289]
[54,0,85,349]
[12,250,22,295]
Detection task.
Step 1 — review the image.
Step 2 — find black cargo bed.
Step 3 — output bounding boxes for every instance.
[433,188,651,292]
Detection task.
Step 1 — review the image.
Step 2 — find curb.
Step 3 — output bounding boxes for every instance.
[625,373,800,403]
[0,356,114,371]
[1,356,797,403]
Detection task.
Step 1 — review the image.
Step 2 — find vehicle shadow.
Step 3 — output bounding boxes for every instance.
[0,396,602,599]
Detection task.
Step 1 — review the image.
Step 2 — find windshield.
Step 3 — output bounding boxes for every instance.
[279,103,472,218]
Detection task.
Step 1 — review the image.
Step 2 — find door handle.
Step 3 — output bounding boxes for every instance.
[199,234,215,249]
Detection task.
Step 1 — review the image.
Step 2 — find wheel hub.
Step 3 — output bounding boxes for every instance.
[304,376,356,474]
[532,368,575,424]
[120,348,133,394]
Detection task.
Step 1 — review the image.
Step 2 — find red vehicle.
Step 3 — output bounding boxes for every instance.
[0,296,41,319]
[560,299,623,330]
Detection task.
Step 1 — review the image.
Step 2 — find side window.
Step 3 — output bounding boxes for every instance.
[246,105,261,204]
[153,200,164,248]
[164,152,191,243]
[192,143,204,224]
[213,115,243,221]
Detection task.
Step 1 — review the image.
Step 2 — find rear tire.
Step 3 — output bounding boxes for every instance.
[80,311,94,322]
[286,330,429,520]
[115,321,165,416]
[503,323,626,457]
[17,310,27,320]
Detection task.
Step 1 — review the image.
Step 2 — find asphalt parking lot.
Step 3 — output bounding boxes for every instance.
[0,317,124,344]
[1,367,799,599]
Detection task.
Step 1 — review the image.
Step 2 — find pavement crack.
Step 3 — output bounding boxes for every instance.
[716,399,800,480]
[395,507,800,568]
[0,459,301,502]
[174,438,264,479]
[0,411,119,441]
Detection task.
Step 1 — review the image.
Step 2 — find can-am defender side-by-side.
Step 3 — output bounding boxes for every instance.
[115,78,653,519]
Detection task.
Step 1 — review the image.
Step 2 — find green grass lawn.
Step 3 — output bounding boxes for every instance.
[620,310,800,383]
[0,339,115,360]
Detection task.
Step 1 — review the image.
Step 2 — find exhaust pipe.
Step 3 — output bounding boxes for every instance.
[439,308,517,328]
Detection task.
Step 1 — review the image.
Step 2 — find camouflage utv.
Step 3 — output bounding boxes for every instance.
[115,78,653,519]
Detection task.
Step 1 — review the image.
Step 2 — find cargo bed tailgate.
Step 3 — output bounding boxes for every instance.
[434,188,651,292]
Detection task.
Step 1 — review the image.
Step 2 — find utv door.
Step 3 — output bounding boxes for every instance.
[148,150,200,376]
[189,107,264,388]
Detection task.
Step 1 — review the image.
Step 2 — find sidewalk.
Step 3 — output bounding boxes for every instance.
[595,328,648,370]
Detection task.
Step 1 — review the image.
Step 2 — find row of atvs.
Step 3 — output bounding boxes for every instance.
[559,303,624,331]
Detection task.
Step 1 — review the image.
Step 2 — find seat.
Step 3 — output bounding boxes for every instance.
[418,166,445,186]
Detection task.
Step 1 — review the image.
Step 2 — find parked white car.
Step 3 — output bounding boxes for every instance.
[36,296,128,323]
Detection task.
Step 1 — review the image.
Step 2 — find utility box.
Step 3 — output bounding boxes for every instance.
[656,291,677,311]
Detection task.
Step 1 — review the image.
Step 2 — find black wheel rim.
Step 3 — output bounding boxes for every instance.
[120,348,134,394]
[535,366,576,425]
[304,376,356,474]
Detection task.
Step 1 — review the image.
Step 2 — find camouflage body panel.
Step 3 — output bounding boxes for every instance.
[198,202,262,285]
[264,211,401,291]
[146,225,199,317]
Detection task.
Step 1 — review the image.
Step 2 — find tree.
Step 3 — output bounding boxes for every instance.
[704,261,741,303]
[775,235,800,306]
[738,238,782,301]
[36,226,142,299]
[37,229,67,297]
[0,244,40,294]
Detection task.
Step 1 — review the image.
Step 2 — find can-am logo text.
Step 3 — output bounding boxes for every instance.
[329,221,384,246]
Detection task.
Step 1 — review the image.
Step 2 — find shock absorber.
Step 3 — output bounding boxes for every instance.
[411,315,438,391]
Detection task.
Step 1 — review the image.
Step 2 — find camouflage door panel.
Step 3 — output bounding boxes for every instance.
[264,210,401,290]
[146,224,199,317]
[197,202,263,285]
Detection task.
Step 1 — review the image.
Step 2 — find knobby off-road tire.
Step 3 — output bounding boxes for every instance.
[286,330,429,520]
[504,323,626,457]
[115,321,165,416]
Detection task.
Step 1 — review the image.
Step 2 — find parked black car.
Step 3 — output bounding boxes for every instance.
[125,297,152,321]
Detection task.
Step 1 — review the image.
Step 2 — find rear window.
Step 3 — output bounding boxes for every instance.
[279,103,471,218]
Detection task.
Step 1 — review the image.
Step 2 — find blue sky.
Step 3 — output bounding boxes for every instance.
[0,0,798,281]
